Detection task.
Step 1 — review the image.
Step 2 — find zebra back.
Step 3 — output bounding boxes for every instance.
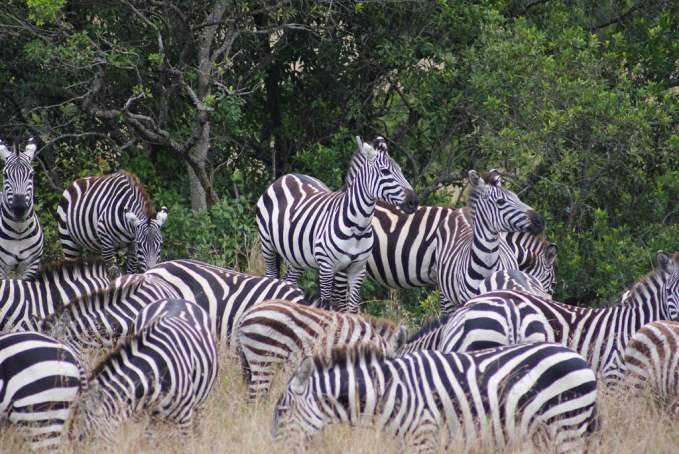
[0,331,86,450]
[0,138,43,279]
[69,298,217,442]
[478,269,552,298]
[397,313,452,354]
[273,342,599,453]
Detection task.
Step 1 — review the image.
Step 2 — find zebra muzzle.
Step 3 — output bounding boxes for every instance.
[400,190,419,214]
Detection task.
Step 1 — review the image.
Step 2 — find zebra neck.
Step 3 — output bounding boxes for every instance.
[0,205,36,232]
[621,272,667,331]
[468,212,502,281]
[341,175,376,234]
[324,360,386,427]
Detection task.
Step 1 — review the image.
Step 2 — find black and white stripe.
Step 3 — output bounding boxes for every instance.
[145,259,310,351]
[256,136,418,312]
[22,273,179,354]
[0,258,110,333]
[57,170,168,277]
[272,343,599,453]
[435,170,544,312]
[237,299,406,401]
[69,298,217,442]
[0,331,86,450]
[0,138,43,280]
[478,269,552,298]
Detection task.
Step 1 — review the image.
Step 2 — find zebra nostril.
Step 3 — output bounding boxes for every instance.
[399,191,419,214]
[527,211,545,234]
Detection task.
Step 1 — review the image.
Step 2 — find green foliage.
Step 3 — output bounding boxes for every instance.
[25,0,65,26]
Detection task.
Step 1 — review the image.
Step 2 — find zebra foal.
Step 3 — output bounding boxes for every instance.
[256,136,418,312]
[0,138,43,280]
[237,299,406,400]
[69,299,217,442]
[57,170,168,278]
[273,342,599,453]
[0,331,86,450]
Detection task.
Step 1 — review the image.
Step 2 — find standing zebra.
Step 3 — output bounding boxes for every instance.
[448,250,679,384]
[623,320,679,407]
[69,298,217,442]
[398,293,553,355]
[256,136,418,312]
[272,342,599,453]
[0,258,110,332]
[237,299,406,401]
[0,331,87,450]
[436,170,545,312]
[57,170,168,278]
[144,259,310,351]
[22,274,179,354]
[0,138,43,280]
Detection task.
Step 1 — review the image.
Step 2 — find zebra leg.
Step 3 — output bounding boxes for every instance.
[340,267,366,313]
[403,409,439,454]
[99,235,121,279]
[283,264,305,285]
[261,240,281,278]
[332,272,349,310]
[18,257,40,280]
[125,242,138,274]
[317,265,335,309]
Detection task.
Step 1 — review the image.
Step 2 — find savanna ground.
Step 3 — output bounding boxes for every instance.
[2,341,679,453]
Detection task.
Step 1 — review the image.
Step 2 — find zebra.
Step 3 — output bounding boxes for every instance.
[237,299,407,401]
[0,331,87,450]
[435,169,545,312]
[57,170,168,278]
[68,298,217,442]
[21,273,179,355]
[446,250,679,384]
[0,138,43,280]
[272,342,599,453]
[397,293,553,354]
[256,135,418,312]
[0,258,110,333]
[478,269,552,298]
[144,259,311,351]
[622,320,679,408]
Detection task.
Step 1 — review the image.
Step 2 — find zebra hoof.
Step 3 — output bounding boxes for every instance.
[107,266,121,280]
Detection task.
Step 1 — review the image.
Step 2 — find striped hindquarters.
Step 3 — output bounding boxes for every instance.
[623,320,679,404]
[0,331,86,450]
[237,299,405,401]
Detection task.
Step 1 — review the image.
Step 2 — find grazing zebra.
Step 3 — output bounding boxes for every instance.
[478,269,552,298]
[452,250,679,384]
[256,136,418,312]
[397,293,553,354]
[0,258,110,332]
[623,320,679,407]
[21,273,179,354]
[436,170,545,312]
[145,259,310,351]
[57,170,168,278]
[0,138,43,280]
[501,230,557,294]
[69,298,217,442]
[0,331,87,450]
[237,299,407,401]
[272,342,599,453]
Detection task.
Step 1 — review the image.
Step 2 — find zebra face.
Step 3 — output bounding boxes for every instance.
[272,357,326,445]
[356,136,419,214]
[522,243,558,295]
[125,207,168,272]
[0,138,37,221]
[469,169,544,235]
[658,251,679,320]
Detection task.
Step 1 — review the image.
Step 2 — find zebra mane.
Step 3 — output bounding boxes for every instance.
[465,170,501,208]
[625,252,679,303]
[404,314,452,344]
[315,344,388,370]
[361,313,399,335]
[119,170,155,219]
[33,257,107,279]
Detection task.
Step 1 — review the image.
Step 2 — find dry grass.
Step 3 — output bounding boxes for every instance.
[2,347,679,454]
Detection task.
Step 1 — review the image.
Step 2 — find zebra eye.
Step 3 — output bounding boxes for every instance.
[380,168,391,176]
[497,198,507,206]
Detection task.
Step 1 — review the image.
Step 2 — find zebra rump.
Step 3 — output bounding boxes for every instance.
[0,331,86,450]
[273,342,599,453]
[237,299,407,401]
[69,299,217,442]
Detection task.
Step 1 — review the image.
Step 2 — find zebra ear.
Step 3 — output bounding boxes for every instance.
[291,356,314,394]
[0,140,10,161]
[394,325,408,351]
[544,244,558,266]
[468,170,484,188]
[155,207,168,227]
[24,137,37,161]
[487,169,502,187]
[358,137,378,162]
[124,209,142,228]
[656,251,675,273]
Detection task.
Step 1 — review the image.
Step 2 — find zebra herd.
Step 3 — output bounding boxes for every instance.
[0,135,677,453]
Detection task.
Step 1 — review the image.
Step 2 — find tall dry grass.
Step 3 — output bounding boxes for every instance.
[2,347,679,453]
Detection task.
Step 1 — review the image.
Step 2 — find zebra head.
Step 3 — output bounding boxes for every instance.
[354,136,419,213]
[523,242,558,295]
[657,251,679,320]
[0,138,37,221]
[124,206,168,272]
[468,169,544,235]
